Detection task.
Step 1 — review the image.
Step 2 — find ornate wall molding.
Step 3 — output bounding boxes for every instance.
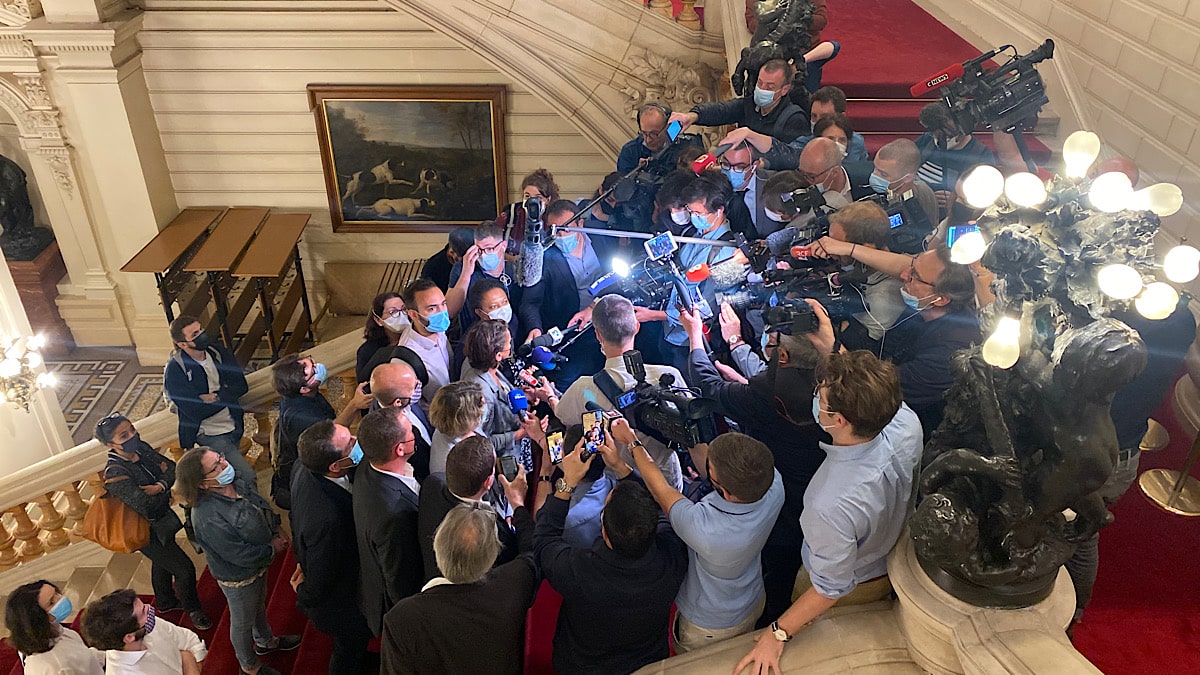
[0,1,42,28]
[0,69,75,195]
[618,47,719,121]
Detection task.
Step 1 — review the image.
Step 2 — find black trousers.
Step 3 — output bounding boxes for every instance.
[307,607,373,675]
[757,511,804,628]
[139,535,201,611]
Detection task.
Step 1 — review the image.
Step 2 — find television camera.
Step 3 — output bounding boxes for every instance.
[603,349,718,449]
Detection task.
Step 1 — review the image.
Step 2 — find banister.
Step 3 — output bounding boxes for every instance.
[0,330,362,511]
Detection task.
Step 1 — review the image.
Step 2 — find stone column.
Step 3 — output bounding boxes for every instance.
[26,11,180,365]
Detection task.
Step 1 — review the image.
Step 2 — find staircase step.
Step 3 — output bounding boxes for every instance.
[62,565,106,623]
[80,551,144,608]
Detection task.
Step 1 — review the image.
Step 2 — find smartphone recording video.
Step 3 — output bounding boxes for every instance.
[499,455,518,482]
[582,411,605,459]
[547,431,566,464]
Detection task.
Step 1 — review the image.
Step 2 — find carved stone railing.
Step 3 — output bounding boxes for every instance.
[0,330,361,580]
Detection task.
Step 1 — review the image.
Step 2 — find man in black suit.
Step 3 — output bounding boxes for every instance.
[370,361,433,482]
[291,420,372,675]
[721,142,779,240]
[353,406,423,636]
[417,436,519,581]
[517,199,614,388]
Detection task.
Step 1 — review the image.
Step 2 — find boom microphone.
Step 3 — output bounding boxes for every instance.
[516,198,545,287]
[909,62,966,97]
[765,227,798,257]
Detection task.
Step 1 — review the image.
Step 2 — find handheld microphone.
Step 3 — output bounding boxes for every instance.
[507,389,529,418]
[908,62,966,97]
[765,226,798,257]
[690,143,734,175]
[531,345,567,370]
[516,198,546,287]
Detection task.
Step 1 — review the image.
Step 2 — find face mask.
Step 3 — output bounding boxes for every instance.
[901,288,938,311]
[553,234,578,254]
[753,86,776,108]
[869,173,891,195]
[480,251,501,271]
[424,310,451,334]
[347,441,364,466]
[190,332,213,350]
[142,605,156,635]
[214,462,236,487]
[671,210,690,226]
[691,212,713,230]
[765,209,788,223]
[382,313,410,333]
[312,362,328,385]
[488,304,513,323]
[600,201,615,216]
[120,434,142,455]
[812,395,837,432]
[49,596,72,623]
[724,166,749,191]
[841,263,857,272]
[760,332,771,350]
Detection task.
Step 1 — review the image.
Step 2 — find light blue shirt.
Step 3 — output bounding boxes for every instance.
[563,236,602,312]
[670,470,784,629]
[664,224,736,346]
[800,403,923,599]
[563,472,618,549]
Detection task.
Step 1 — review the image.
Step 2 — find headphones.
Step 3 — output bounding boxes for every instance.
[636,101,673,126]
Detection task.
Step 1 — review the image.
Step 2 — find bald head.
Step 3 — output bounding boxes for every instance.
[371,361,417,407]
[799,137,844,174]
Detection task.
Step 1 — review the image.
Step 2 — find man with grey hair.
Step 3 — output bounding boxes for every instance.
[380,469,537,675]
[554,293,684,548]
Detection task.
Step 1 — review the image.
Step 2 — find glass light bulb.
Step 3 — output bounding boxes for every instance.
[1135,282,1180,320]
[982,317,1021,369]
[24,351,42,369]
[950,230,987,265]
[1089,172,1134,213]
[1129,183,1183,217]
[26,334,46,351]
[961,165,1005,208]
[0,358,19,378]
[1063,130,1101,179]
[612,258,630,278]
[1164,245,1200,283]
[1097,263,1143,300]
[1004,172,1047,207]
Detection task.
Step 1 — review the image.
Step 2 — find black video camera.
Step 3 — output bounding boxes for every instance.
[609,350,717,448]
[763,297,821,336]
[866,190,935,255]
[943,39,1055,134]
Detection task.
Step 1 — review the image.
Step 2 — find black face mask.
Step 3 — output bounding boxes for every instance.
[600,201,616,216]
[121,434,142,455]
[190,332,213,350]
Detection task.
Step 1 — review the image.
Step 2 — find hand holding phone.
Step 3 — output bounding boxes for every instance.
[581,410,606,460]
[499,455,519,482]
[547,431,566,464]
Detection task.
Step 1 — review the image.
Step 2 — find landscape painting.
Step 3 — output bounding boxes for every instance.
[309,85,508,233]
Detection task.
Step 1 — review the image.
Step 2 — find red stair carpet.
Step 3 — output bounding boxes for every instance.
[821,0,1050,162]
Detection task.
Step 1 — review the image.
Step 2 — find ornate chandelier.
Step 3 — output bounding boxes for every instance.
[0,333,56,412]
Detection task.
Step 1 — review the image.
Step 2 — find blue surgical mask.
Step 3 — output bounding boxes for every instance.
[312,362,328,384]
[901,288,937,311]
[753,87,776,108]
[347,441,364,466]
[49,595,72,623]
[488,304,513,323]
[691,212,713,230]
[424,310,451,333]
[812,394,837,431]
[760,332,770,350]
[841,263,857,272]
[869,173,891,195]
[553,234,578,254]
[215,462,236,486]
[724,166,749,191]
[480,251,501,271]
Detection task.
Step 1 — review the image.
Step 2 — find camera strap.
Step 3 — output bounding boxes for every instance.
[592,368,625,410]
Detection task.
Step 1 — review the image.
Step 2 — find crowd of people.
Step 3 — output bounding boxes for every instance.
[5,11,1195,675]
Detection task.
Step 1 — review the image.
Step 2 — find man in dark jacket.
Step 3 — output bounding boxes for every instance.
[672,59,809,144]
[382,469,538,675]
[353,407,423,636]
[536,448,688,674]
[291,420,372,675]
[166,316,249,464]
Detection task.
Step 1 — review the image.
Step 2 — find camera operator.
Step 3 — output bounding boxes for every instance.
[870,139,939,230]
[678,306,826,627]
[735,349,922,675]
[517,199,613,388]
[821,202,906,351]
[915,102,996,217]
[808,241,979,438]
[617,103,703,174]
[636,171,740,376]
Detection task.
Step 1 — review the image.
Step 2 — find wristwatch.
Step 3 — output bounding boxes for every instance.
[538,474,553,483]
[554,478,576,495]
[770,621,792,643]
[727,334,742,347]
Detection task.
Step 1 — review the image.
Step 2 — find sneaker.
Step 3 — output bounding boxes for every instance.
[240,666,282,675]
[253,634,301,656]
[188,609,213,631]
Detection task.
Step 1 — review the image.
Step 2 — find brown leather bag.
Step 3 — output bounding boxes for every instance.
[82,483,150,554]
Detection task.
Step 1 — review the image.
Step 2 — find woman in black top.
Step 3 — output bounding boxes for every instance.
[95,414,211,630]
[355,292,408,384]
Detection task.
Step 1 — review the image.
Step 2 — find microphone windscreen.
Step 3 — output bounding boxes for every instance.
[685,263,710,283]
[692,153,717,175]
[765,227,798,257]
[531,346,554,364]
[584,401,603,412]
[517,241,544,287]
[708,260,749,291]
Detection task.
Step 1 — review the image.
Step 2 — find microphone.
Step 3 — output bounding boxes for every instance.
[507,389,529,418]
[515,198,545,287]
[531,345,567,370]
[690,143,734,175]
[909,62,966,97]
[765,227,798,257]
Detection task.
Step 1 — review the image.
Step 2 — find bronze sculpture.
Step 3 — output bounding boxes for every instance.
[0,154,52,261]
[733,0,814,109]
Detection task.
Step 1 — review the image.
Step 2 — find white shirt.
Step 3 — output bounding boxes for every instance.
[371,462,421,496]
[195,353,235,437]
[405,407,432,445]
[104,618,207,675]
[325,474,353,493]
[396,326,450,407]
[20,627,104,675]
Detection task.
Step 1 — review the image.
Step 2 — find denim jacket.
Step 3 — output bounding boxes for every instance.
[190,476,279,582]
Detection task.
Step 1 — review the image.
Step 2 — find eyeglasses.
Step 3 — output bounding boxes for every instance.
[799,164,837,184]
[477,241,505,255]
[908,256,934,287]
[378,307,406,319]
[640,126,667,140]
[389,396,413,409]
[719,161,753,173]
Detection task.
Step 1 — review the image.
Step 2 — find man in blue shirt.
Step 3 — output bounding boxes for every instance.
[622,421,784,653]
[736,348,922,674]
[914,102,996,216]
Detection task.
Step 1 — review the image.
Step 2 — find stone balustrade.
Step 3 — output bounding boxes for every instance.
[638,0,702,30]
[0,330,361,580]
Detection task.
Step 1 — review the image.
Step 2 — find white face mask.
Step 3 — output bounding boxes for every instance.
[381,313,410,333]
[487,304,513,323]
[671,209,691,226]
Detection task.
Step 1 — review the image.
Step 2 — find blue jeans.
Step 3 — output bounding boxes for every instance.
[218,571,274,672]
